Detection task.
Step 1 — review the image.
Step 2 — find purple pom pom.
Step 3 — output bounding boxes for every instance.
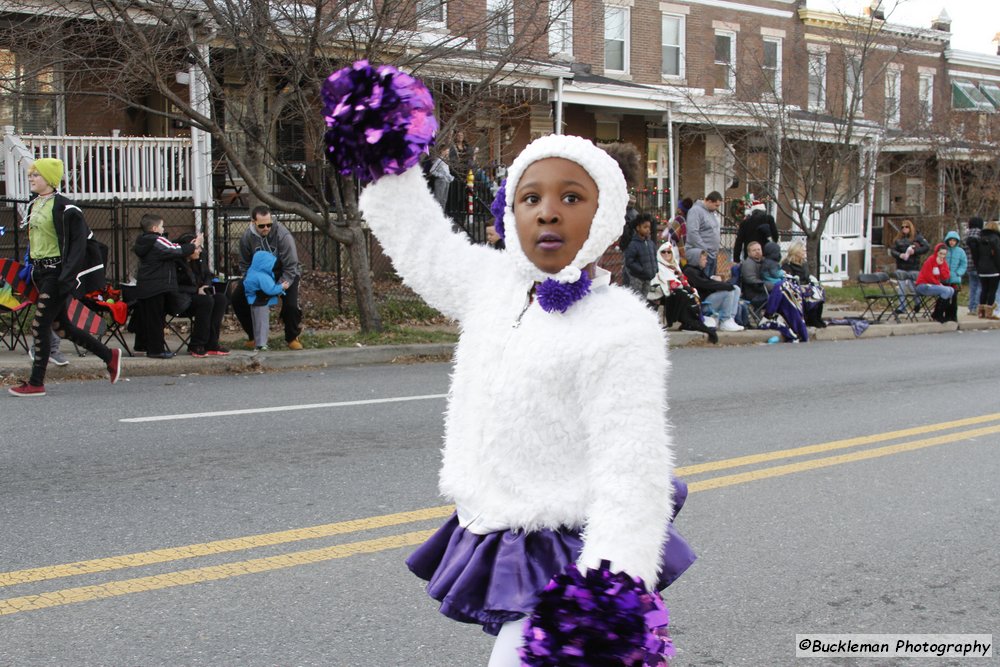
[490,179,507,239]
[535,272,592,314]
[322,60,437,182]
[519,560,674,666]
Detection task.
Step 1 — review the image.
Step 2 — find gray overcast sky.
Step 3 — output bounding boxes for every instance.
[810,0,999,56]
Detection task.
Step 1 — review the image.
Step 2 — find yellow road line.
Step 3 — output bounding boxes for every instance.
[0,505,453,588]
[676,412,1000,477]
[687,423,1000,493]
[2,423,997,617]
[0,530,436,616]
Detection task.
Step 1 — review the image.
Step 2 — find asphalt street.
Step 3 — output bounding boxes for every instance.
[2,330,999,665]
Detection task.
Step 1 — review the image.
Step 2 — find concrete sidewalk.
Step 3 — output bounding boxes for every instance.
[2,310,999,382]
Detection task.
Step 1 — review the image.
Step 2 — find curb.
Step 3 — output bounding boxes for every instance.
[2,321,997,380]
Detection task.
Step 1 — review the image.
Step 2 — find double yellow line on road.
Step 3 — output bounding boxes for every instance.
[3,412,999,616]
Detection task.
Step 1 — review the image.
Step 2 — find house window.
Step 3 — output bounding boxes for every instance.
[762,37,781,97]
[549,0,573,57]
[714,30,735,92]
[604,6,630,73]
[486,0,513,49]
[905,178,924,213]
[980,82,1000,109]
[951,80,995,111]
[661,14,684,79]
[0,49,59,135]
[416,0,446,27]
[808,50,827,111]
[596,119,619,141]
[918,73,934,121]
[845,53,863,114]
[885,67,901,126]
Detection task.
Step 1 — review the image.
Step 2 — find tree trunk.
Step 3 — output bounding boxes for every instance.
[346,224,383,333]
[806,233,822,279]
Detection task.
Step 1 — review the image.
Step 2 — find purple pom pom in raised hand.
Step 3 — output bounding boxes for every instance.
[519,560,674,666]
[322,60,437,182]
[489,179,507,239]
[535,272,592,314]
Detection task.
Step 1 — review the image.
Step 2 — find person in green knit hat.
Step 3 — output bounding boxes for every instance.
[8,157,123,397]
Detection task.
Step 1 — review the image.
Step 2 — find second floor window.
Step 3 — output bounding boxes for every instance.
[918,73,934,122]
[762,37,781,97]
[714,31,735,92]
[661,14,684,79]
[808,50,826,111]
[416,0,446,26]
[604,6,629,73]
[885,68,901,126]
[845,54,863,115]
[486,0,513,49]
[549,0,573,57]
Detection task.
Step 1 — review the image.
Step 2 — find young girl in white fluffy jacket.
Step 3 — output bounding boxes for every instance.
[358,134,694,665]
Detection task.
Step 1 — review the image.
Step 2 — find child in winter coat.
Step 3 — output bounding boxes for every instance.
[242,250,285,350]
[936,231,967,322]
[357,132,694,665]
[761,241,786,287]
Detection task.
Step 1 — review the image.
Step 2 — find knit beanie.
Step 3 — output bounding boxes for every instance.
[501,134,628,285]
[31,158,64,189]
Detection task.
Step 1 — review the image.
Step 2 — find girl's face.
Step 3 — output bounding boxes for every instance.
[937,248,947,262]
[514,157,598,274]
[947,238,958,248]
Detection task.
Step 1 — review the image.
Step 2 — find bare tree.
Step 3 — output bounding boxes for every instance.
[925,108,1000,223]
[670,3,928,276]
[0,0,562,331]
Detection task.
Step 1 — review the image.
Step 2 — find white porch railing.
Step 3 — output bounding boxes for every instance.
[2,128,194,202]
[797,202,865,238]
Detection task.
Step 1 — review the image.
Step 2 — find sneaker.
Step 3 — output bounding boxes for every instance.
[255,345,269,352]
[206,346,230,356]
[9,382,46,397]
[146,351,176,359]
[242,340,256,350]
[719,319,744,332]
[189,347,208,358]
[50,350,70,366]
[702,316,718,329]
[107,348,123,384]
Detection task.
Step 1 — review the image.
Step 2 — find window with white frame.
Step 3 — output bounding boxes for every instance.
[905,178,924,213]
[596,119,620,141]
[845,53,863,114]
[714,30,735,92]
[885,67,901,126]
[0,49,60,134]
[416,0,446,27]
[762,37,781,97]
[918,73,934,121]
[486,0,513,49]
[549,0,573,57]
[661,13,684,79]
[807,49,827,111]
[604,5,630,73]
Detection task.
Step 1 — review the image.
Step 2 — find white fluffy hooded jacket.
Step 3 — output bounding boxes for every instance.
[358,136,675,587]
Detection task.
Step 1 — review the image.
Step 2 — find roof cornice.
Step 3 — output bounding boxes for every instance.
[945,49,1000,71]
[797,7,950,46]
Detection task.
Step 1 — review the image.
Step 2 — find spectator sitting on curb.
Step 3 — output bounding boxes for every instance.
[761,242,786,288]
[649,241,717,343]
[683,247,744,332]
[781,242,826,328]
[740,241,768,309]
[915,243,954,323]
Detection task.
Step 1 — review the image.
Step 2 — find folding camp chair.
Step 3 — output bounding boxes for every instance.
[857,272,896,323]
[0,258,38,352]
[165,313,193,353]
[893,270,934,321]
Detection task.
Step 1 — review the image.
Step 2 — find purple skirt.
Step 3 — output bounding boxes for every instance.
[406,479,696,635]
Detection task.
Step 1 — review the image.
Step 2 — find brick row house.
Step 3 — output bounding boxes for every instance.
[2,0,999,282]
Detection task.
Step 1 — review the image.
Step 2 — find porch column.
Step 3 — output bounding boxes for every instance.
[188,35,215,268]
[666,107,676,216]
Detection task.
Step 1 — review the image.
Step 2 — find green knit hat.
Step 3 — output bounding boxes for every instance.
[30,158,64,189]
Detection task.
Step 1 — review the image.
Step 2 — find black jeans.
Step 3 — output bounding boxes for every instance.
[180,292,228,350]
[231,276,302,343]
[30,266,112,386]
